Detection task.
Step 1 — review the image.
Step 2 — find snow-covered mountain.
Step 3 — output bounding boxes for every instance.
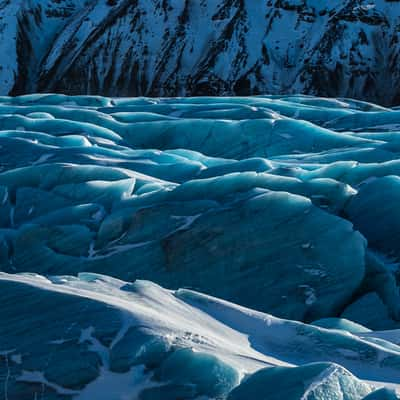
[2,0,400,105]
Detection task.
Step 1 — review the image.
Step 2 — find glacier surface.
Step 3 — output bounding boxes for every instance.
[0,94,400,399]
[1,273,400,400]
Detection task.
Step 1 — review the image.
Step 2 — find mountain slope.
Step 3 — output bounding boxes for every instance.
[2,0,400,104]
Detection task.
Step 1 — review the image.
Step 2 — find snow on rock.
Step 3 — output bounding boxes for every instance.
[2,1,400,104]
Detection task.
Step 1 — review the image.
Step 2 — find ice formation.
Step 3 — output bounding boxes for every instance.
[1,273,400,400]
[0,94,400,399]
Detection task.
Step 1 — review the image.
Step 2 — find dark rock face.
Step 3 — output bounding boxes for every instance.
[2,0,400,105]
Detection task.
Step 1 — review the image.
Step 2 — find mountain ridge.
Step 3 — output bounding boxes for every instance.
[2,0,400,104]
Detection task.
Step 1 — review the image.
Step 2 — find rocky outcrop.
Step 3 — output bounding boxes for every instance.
[2,0,400,105]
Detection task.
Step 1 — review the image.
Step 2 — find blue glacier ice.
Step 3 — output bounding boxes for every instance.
[0,94,400,399]
[0,273,399,400]
[227,363,371,400]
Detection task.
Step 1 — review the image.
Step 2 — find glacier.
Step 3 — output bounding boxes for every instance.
[0,94,400,399]
[1,273,400,400]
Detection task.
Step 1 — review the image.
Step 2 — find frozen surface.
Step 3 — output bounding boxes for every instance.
[0,94,400,398]
[0,272,399,400]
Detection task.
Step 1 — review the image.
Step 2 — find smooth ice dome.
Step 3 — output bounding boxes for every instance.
[0,94,400,399]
